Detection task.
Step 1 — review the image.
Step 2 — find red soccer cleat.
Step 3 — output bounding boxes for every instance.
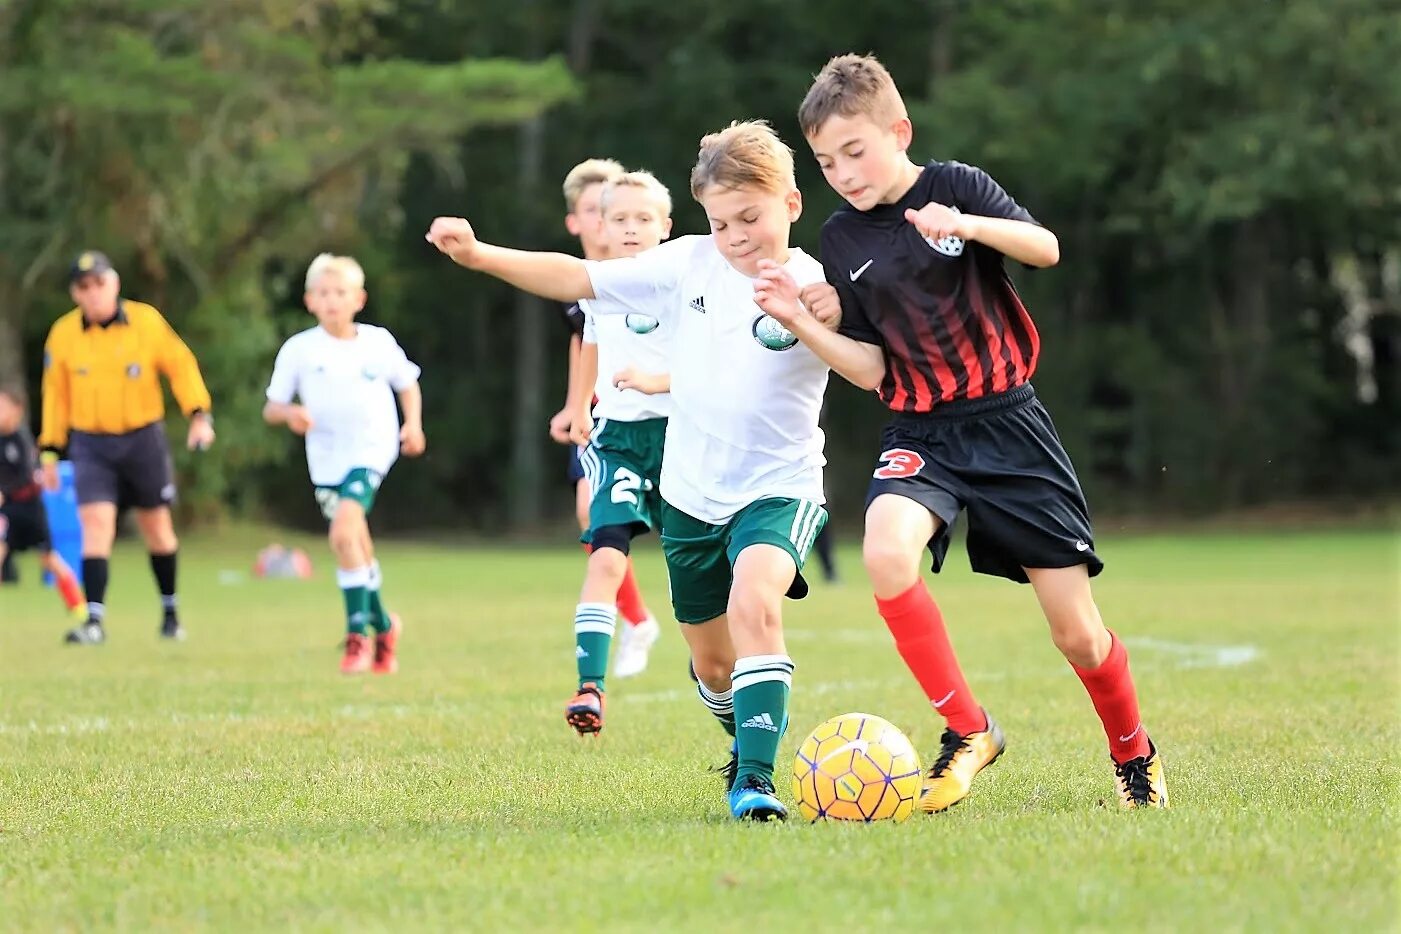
[340,632,373,674]
[372,613,402,675]
[565,682,605,736]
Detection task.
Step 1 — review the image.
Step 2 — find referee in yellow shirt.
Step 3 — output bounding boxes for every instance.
[39,250,216,645]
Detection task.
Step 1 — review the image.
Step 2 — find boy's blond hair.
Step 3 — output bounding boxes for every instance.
[689,120,795,201]
[305,253,365,291]
[562,158,625,212]
[601,170,673,218]
[797,53,908,137]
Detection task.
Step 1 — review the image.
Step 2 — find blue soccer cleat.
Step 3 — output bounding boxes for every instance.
[728,774,787,822]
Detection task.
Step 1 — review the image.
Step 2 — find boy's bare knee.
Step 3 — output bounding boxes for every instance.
[862,535,920,592]
[328,524,359,561]
[726,585,781,637]
[693,656,733,690]
[587,546,628,580]
[1051,623,1109,668]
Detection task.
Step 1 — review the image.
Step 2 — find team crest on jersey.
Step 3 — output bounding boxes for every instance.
[923,206,966,256]
[625,313,659,334]
[751,314,798,352]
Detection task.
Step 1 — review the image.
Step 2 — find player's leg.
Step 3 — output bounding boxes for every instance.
[721,497,827,822]
[863,443,1003,813]
[323,484,375,674]
[812,522,838,583]
[608,417,666,676]
[1025,566,1164,808]
[969,389,1163,808]
[565,524,632,734]
[28,500,85,619]
[327,470,399,675]
[41,549,87,618]
[660,499,739,787]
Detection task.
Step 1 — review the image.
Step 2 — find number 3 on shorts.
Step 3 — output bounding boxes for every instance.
[873,448,926,480]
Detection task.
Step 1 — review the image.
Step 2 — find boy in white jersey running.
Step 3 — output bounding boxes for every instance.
[264,254,426,675]
[428,121,842,822]
[560,171,675,735]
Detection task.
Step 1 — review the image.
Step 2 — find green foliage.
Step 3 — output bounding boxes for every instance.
[2,0,1397,526]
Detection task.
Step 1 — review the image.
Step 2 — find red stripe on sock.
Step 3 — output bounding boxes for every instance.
[1072,630,1151,763]
[55,568,84,611]
[875,581,985,736]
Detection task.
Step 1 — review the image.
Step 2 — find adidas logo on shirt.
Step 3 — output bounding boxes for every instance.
[688,296,706,314]
[576,646,588,658]
[740,712,779,732]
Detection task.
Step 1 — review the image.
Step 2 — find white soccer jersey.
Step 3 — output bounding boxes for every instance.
[580,297,672,422]
[586,235,830,523]
[265,324,421,487]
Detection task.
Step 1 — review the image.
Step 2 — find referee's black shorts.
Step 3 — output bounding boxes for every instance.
[68,421,176,510]
[865,383,1102,584]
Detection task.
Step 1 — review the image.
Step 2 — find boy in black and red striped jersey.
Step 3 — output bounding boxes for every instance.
[777,53,1166,811]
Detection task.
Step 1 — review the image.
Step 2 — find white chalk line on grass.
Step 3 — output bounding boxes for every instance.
[1123,636,1260,668]
[1,639,1257,736]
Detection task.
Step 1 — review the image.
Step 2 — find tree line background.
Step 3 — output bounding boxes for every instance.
[2,0,1397,532]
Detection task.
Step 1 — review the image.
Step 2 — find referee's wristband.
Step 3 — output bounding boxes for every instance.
[39,450,60,466]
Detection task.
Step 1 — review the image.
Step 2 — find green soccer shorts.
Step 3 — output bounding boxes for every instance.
[314,467,383,522]
[661,496,828,624]
[580,417,667,544]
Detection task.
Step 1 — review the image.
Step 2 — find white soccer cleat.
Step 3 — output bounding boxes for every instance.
[612,616,660,678]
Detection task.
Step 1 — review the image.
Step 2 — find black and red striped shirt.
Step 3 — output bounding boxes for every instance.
[822,160,1041,411]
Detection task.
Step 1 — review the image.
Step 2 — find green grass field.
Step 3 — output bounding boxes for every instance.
[2,525,1397,931]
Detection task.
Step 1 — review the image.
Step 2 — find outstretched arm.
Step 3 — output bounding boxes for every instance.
[426,216,595,302]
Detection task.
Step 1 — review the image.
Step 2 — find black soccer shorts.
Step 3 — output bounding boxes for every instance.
[865,383,1103,583]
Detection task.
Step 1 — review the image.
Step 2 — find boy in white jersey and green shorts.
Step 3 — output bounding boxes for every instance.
[560,170,675,735]
[264,254,426,675]
[428,121,843,821]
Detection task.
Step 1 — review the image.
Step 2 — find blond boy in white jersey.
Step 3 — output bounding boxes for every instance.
[264,254,425,675]
[557,171,675,734]
[427,121,843,821]
[552,159,661,676]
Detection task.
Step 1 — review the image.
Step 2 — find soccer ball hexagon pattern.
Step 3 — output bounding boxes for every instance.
[791,712,923,822]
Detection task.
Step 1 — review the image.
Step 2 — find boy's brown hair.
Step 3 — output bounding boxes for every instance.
[797,53,908,137]
[689,120,795,201]
[562,158,625,212]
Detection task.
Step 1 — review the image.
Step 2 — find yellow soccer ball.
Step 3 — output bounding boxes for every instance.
[791,712,923,822]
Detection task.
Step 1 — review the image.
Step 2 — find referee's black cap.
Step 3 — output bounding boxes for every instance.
[69,250,115,283]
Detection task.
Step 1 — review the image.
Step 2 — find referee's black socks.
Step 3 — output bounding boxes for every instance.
[150,551,178,618]
[81,556,109,625]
